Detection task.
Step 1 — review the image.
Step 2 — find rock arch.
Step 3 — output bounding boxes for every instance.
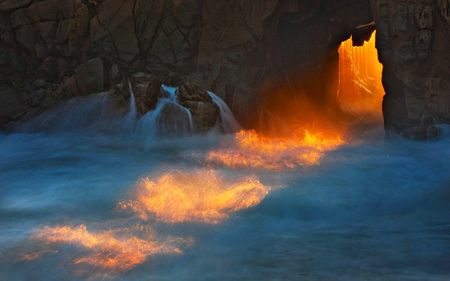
[0,0,449,137]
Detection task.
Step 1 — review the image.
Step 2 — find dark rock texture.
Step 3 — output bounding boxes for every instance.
[400,125,442,140]
[0,0,375,129]
[371,0,450,134]
[177,82,218,132]
[1,0,448,135]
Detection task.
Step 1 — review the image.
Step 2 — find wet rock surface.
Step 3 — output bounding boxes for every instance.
[177,82,218,132]
[110,72,219,134]
[400,125,442,140]
[129,72,162,115]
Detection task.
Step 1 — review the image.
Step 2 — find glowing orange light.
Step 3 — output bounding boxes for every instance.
[338,32,384,113]
[32,224,188,272]
[118,170,270,224]
[207,129,344,170]
[13,250,58,262]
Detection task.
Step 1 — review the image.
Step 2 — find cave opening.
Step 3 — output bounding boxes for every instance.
[338,32,384,116]
[257,30,385,143]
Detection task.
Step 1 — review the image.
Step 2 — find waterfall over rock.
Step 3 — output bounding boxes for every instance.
[12,80,233,140]
[208,91,241,134]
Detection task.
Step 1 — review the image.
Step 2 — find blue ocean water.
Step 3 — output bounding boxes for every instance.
[0,95,449,281]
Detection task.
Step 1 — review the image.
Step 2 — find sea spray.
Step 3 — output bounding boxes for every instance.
[136,85,192,137]
[1,106,450,280]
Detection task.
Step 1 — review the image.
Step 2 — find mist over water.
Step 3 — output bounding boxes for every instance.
[1,93,450,281]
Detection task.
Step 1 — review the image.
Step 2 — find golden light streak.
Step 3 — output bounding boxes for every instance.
[207,129,344,170]
[32,224,188,272]
[11,35,384,277]
[338,32,384,113]
[12,250,58,262]
[118,170,270,224]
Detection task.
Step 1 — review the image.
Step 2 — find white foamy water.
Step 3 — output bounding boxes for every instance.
[208,91,241,134]
[0,95,450,281]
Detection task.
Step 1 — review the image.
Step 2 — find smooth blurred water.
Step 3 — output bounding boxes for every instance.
[0,96,449,281]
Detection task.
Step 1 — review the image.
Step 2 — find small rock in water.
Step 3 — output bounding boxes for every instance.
[421,114,435,126]
[400,125,442,140]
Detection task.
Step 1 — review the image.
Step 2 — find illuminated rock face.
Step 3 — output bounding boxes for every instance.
[371,0,450,135]
[338,32,384,114]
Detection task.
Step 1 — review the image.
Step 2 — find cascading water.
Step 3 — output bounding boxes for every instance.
[135,85,194,137]
[122,82,138,133]
[161,85,194,133]
[128,81,137,116]
[208,91,241,134]
[16,83,231,140]
[15,92,128,134]
[1,81,450,281]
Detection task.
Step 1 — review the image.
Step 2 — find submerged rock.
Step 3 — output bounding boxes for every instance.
[400,125,442,141]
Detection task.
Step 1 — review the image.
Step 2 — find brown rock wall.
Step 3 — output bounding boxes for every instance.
[4,0,432,135]
[371,0,450,134]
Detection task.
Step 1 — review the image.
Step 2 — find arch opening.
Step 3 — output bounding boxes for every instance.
[256,32,385,144]
[256,31,385,141]
[338,32,384,116]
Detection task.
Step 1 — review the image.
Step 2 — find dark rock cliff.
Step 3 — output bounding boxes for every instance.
[0,0,449,135]
[371,0,450,136]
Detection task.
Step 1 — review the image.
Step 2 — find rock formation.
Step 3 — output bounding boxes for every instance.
[116,72,219,133]
[371,0,450,136]
[0,0,448,138]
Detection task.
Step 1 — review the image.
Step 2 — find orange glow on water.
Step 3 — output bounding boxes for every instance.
[118,170,270,224]
[32,224,187,272]
[239,32,382,171]
[12,33,386,279]
[207,129,344,170]
[13,250,58,262]
[338,32,384,113]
